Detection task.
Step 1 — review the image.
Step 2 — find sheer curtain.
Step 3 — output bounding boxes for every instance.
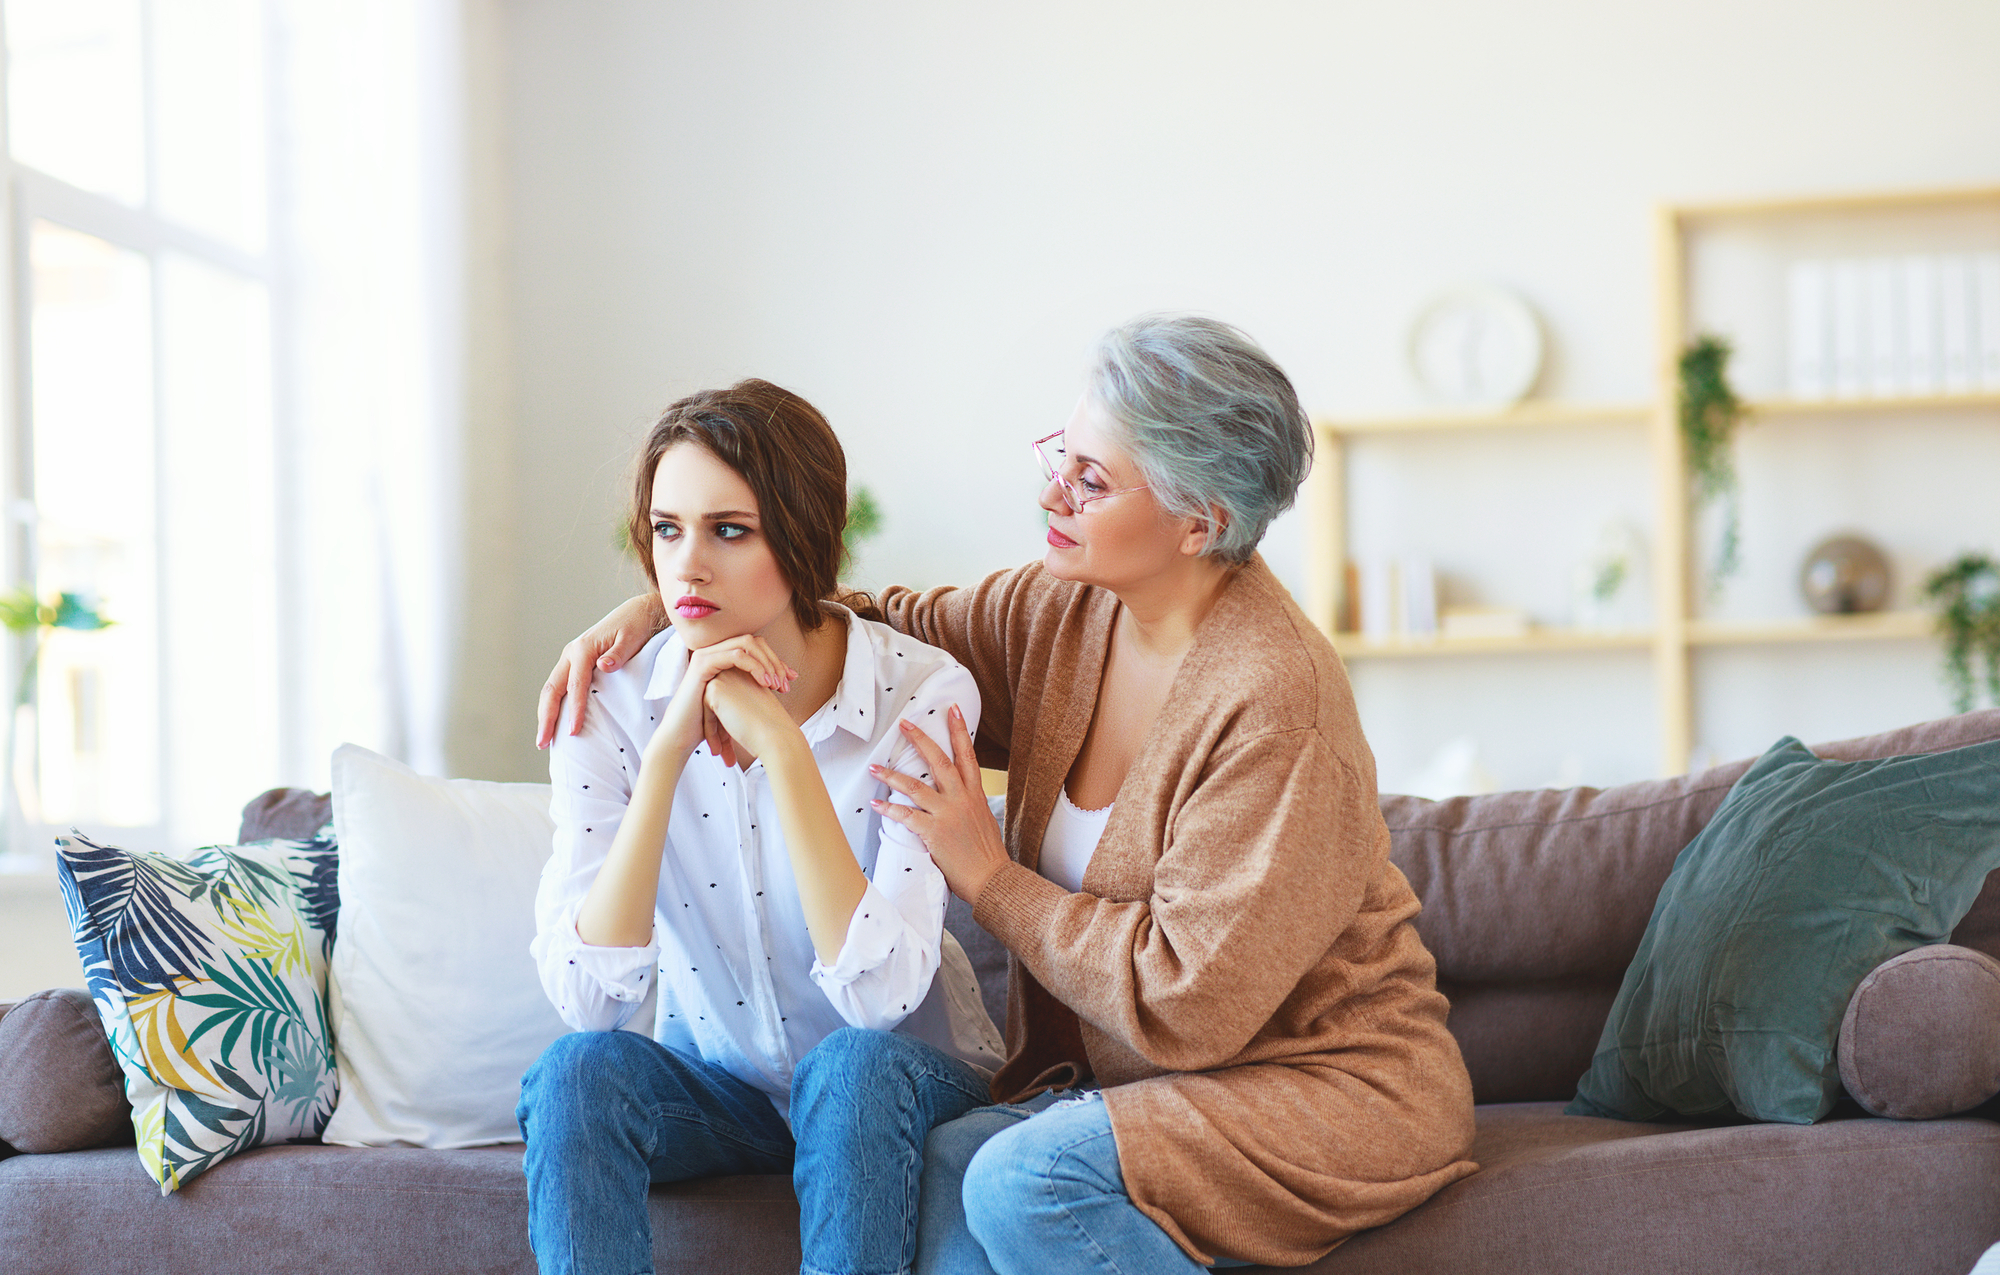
[276,0,469,786]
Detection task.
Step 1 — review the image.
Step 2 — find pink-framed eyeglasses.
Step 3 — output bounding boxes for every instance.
[1031,430,1149,515]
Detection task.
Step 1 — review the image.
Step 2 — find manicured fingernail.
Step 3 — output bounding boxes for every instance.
[899,720,916,732]
[870,800,886,811]
[869,764,884,775]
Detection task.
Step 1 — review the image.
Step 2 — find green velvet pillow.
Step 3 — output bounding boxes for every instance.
[1569,734,2000,1125]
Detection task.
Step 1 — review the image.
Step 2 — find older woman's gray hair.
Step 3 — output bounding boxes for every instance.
[1087,313,1313,563]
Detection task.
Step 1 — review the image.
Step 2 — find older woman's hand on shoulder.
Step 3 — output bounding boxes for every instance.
[536,592,667,749]
[869,705,1010,905]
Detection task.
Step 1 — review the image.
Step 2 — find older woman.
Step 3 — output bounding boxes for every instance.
[538,315,1477,1273]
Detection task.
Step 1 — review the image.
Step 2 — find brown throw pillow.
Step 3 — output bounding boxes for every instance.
[1839,945,2000,1119]
[0,988,133,1152]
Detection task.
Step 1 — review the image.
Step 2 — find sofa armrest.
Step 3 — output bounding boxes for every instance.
[0,988,133,1154]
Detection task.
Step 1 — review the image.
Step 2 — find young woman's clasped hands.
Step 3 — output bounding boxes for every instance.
[656,634,795,771]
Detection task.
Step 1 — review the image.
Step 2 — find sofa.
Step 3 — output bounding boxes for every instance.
[4,709,2000,1275]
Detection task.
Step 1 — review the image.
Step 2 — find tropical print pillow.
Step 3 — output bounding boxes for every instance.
[55,824,340,1193]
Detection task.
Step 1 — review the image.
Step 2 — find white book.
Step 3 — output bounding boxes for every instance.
[1830,259,1866,399]
[1977,251,2000,390]
[1786,259,1830,399]
[1399,556,1437,638]
[1941,253,1976,394]
[1865,257,1903,396]
[1360,556,1398,643]
[1901,255,1941,395]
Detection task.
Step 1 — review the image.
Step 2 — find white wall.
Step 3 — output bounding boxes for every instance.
[466,0,2000,790]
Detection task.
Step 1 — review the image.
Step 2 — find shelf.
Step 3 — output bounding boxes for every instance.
[1673,186,2000,222]
[1316,401,1651,436]
[1686,610,1935,647]
[1333,629,1655,659]
[1748,392,2000,420]
[1305,185,1997,779]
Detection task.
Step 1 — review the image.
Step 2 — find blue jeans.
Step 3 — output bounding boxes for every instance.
[790,1027,996,1275]
[517,1031,795,1275]
[920,1092,1236,1275]
[792,1029,1223,1275]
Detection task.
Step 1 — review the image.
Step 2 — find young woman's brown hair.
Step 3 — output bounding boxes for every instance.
[629,378,849,634]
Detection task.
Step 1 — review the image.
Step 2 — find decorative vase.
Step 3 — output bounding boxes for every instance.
[1800,535,1892,615]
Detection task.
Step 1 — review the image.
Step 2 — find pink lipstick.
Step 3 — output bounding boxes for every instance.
[675,594,719,619]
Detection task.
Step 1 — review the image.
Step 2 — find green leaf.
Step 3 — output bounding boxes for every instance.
[1678,335,1748,598]
[0,586,39,634]
[50,592,113,631]
[1923,552,2000,713]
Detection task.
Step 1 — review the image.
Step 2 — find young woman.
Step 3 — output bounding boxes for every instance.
[518,379,1003,1275]
[540,317,1480,1275]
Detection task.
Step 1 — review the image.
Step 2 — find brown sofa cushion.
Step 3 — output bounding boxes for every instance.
[1840,944,2000,1119]
[1288,1104,2000,1275]
[1383,707,2000,1103]
[0,1144,798,1275]
[0,989,131,1154]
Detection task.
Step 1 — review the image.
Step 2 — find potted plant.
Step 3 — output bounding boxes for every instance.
[1922,553,2000,713]
[1679,335,1749,598]
[0,587,113,862]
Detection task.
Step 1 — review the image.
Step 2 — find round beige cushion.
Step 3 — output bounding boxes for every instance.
[1839,944,2000,1119]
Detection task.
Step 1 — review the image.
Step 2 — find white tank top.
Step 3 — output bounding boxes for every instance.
[1040,788,1113,893]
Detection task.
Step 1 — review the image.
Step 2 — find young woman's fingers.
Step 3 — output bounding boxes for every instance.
[694,637,790,691]
[735,635,795,689]
[703,703,738,768]
[722,648,781,690]
[689,644,777,693]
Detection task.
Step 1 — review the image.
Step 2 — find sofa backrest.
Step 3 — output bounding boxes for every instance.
[236,710,2000,1107]
[1383,707,2000,1106]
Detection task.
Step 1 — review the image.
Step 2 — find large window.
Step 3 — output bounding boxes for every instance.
[5,0,279,853]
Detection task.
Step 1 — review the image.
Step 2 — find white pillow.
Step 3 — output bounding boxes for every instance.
[322,743,571,1147]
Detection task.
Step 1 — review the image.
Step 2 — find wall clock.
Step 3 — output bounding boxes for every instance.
[1407,285,1545,408]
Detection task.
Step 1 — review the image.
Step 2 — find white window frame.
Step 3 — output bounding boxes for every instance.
[0,1,295,854]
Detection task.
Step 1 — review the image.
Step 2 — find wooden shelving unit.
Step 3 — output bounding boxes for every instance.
[1330,629,1654,659]
[1309,185,2000,776]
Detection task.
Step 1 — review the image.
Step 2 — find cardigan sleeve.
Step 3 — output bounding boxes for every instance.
[972,727,1374,1072]
[874,565,1039,763]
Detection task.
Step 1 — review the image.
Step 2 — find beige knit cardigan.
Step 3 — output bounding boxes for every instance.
[877,555,1478,1267]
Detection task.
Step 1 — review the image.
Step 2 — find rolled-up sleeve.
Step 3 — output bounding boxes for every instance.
[532,694,660,1033]
[808,662,979,1031]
